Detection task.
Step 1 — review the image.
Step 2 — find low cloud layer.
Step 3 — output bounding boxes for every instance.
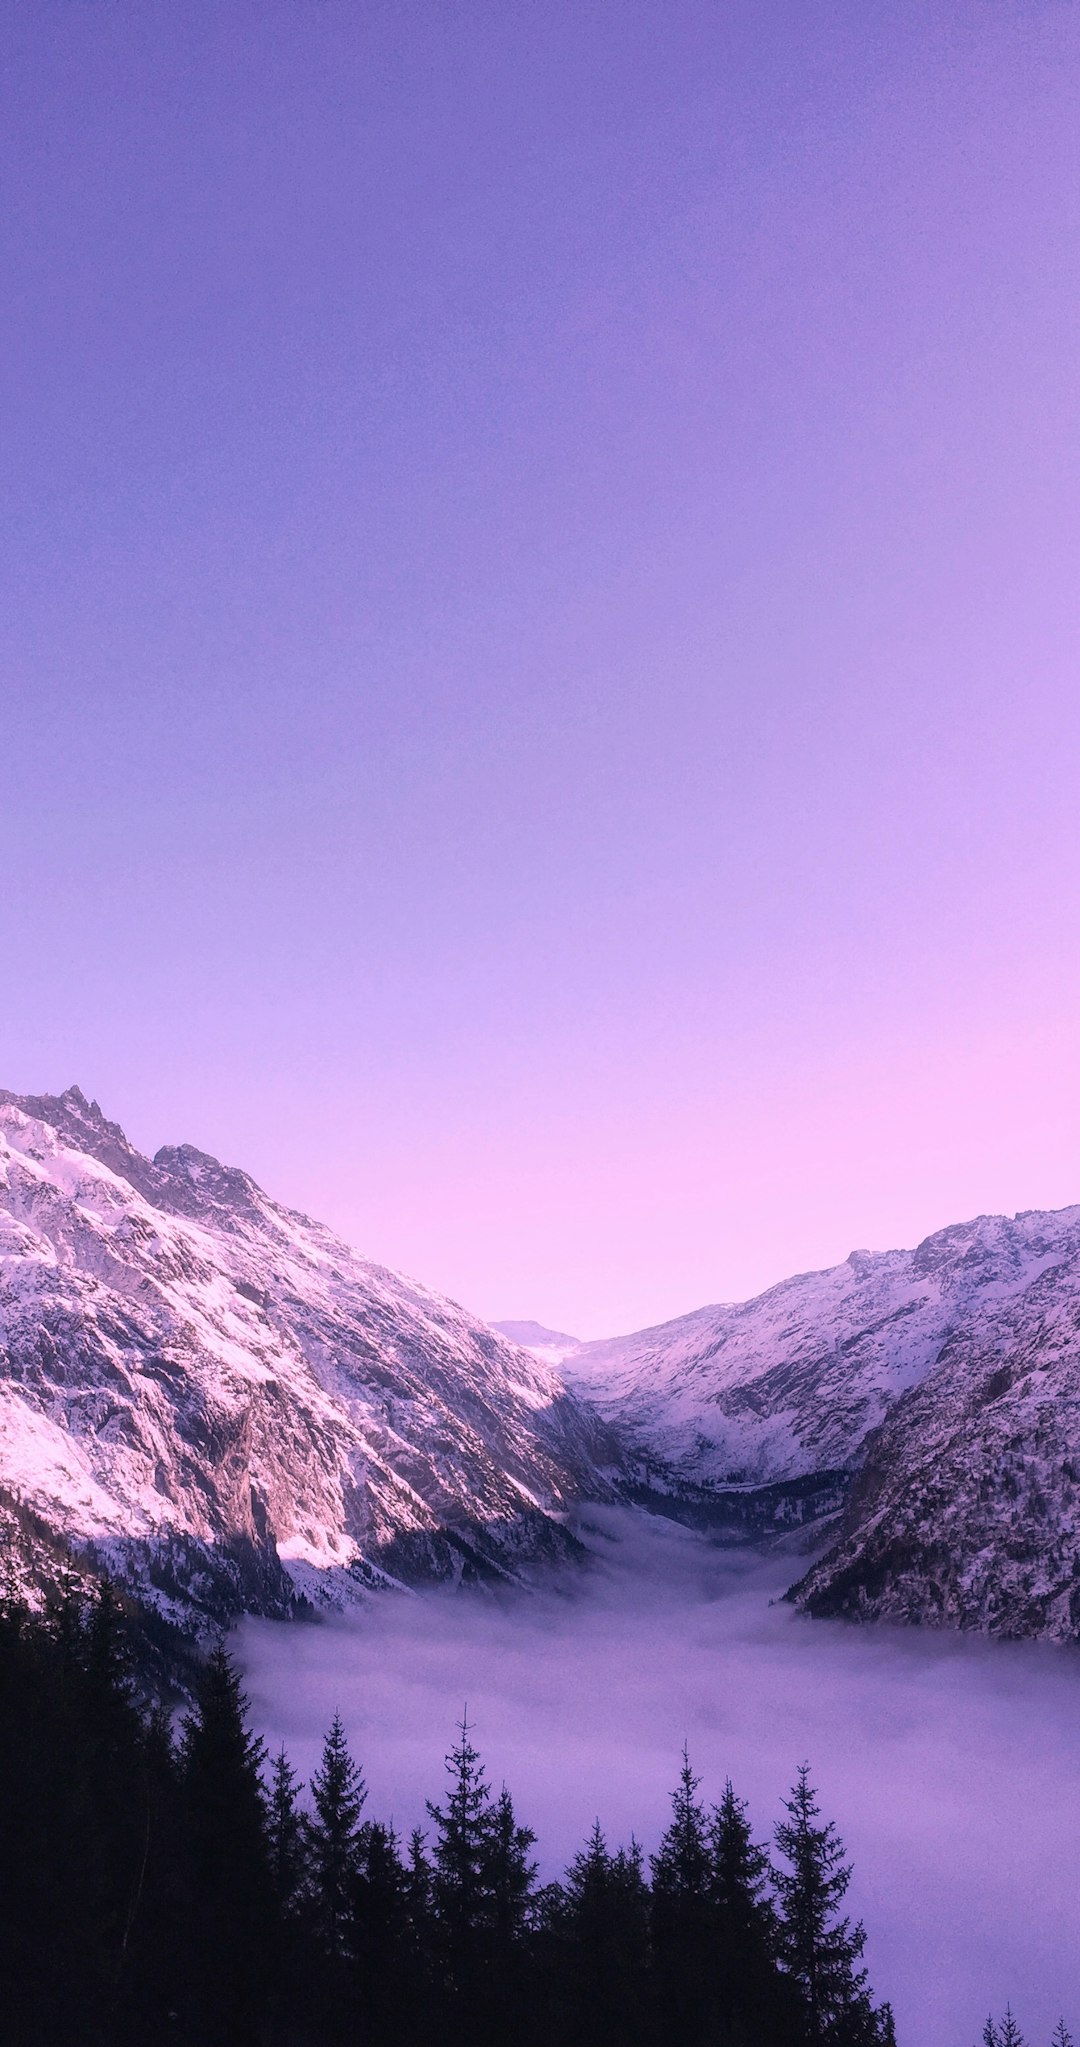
[239,1509,1080,2046]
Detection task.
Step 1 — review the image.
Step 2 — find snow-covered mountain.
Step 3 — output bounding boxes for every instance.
[491,1320,582,1367]
[510,1209,1080,1636]
[7,1085,1079,1647]
[791,1247,1080,1639]
[546,1207,1080,1494]
[0,1088,615,1633]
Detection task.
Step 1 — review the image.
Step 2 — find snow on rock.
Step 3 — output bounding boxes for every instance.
[0,1088,615,1631]
[538,1209,1080,1639]
[790,1251,1080,1639]
[7,1084,1079,1645]
[553,1210,1080,1498]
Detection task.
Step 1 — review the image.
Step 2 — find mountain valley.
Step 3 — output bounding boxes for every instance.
[2,1085,1079,1648]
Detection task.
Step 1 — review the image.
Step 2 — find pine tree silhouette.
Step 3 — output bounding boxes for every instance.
[650,1746,721,2045]
[426,1711,494,1955]
[307,1711,367,1957]
[982,2014,1027,2047]
[179,1643,274,2046]
[548,1820,651,2047]
[352,1818,414,2045]
[426,1713,535,2047]
[406,1824,435,1927]
[652,1745,713,1906]
[487,1783,538,1948]
[267,1743,305,1915]
[773,1764,885,2044]
[710,1776,801,2042]
[998,2012,1027,2047]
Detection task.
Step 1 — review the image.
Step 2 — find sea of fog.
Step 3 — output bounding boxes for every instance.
[238,1507,1080,2047]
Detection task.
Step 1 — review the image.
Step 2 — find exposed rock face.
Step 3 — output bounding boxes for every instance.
[554,1207,1080,1488]
[525,1208,1080,1639]
[8,1084,1080,1646]
[0,1088,615,1631]
[790,1252,1080,1639]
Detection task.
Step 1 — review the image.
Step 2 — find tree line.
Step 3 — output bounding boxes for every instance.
[0,1582,1065,2047]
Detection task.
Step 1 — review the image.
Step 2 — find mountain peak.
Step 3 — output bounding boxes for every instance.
[0,1091,613,1628]
[0,1084,131,1150]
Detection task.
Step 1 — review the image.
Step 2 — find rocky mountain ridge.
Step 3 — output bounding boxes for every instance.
[791,1246,1080,1639]
[511,1208,1080,1639]
[0,1087,615,1636]
[5,1083,1080,1647]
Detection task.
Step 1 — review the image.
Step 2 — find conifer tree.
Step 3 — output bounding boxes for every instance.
[487,1783,538,1948]
[549,1821,650,2047]
[427,1715,535,2046]
[997,2013,1027,2047]
[710,1776,800,2041]
[773,1765,883,2044]
[650,1747,718,2044]
[426,1712,494,1953]
[483,1784,540,2045]
[179,1643,274,2045]
[406,1824,435,1929]
[306,1712,367,1956]
[1051,2023,1075,2047]
[352,1819,414,2045]
[268,1744,306,1914]
[652,1745,713,1907]
[982,2016,1028,2047]
[401,1827,438,2038]
[711,1777,775,1937]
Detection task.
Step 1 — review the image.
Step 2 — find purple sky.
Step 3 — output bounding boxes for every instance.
[3,0,1079,1337]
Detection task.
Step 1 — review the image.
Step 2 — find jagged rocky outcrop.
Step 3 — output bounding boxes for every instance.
[0,1087,616,1633]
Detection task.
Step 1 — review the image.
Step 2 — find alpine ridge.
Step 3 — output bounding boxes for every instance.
[512,1206,1080,1640]
[5,1082,1080,1647]
[0,1087,615,1635]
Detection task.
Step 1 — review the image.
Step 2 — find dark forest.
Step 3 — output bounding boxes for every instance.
[0,1584,1058,2047]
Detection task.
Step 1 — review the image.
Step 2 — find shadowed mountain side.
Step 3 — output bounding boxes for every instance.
[789,1258,1080,1638]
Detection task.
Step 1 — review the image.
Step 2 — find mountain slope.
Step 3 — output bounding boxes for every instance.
[0,1088,614,1629]
[555,1208,1080,1507]
[791,1253,1080,1638]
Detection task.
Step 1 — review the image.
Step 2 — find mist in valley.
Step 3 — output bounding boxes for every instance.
[239,1509,1080,2047]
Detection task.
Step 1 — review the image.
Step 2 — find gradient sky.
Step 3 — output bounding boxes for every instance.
[3,0,1079,1337]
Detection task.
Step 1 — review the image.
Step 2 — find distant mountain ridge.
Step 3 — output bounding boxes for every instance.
[506,1205,1080,1641]
[0,1087,615,1636]
[491,1320,582,1366]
